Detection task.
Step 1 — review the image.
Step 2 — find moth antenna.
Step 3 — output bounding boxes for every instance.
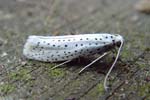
[104,39,124,91]
[78,52,108,74]
[51,60,72,70]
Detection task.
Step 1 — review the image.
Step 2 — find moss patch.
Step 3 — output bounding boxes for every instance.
[97,83,105,95]
[136,62,147,69]
[8,68,32,81]
[138,83,150,97]
[48,68,65,78]
[0,84,15,95]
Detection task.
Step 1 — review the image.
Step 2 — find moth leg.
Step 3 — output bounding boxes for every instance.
[51,60,72,70]
[78,52,109,74]
[111,48,122,62]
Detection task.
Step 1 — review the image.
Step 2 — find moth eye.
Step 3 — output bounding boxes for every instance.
[116,41,121,47]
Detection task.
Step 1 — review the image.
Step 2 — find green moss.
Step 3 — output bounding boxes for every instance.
[136,62,147,69]
[88,89,99,97]
[0,84,15,94]
[48,68,65,78]
[97,83,105,95]
[88,83,105,97]
[138,83,150,97]
[145,47,150,52]
[121,51,130,58]
[8,68,32,81]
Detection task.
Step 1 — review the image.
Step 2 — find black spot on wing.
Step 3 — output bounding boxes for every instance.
[110,36,113,38]
[65,45,68,47]
[75,44,78,47]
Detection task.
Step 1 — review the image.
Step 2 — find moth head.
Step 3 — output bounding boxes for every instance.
[113,34,124,47]
[104,34,124,91]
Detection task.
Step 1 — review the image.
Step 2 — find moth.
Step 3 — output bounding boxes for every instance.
[23,33,124,90]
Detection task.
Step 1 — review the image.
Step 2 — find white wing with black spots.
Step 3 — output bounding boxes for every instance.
[23,33,123,62]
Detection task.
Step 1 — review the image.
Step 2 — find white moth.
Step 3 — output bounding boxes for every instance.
[23,33,124,90]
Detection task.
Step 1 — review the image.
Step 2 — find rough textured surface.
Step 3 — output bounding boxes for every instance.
[0,0,150,100]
